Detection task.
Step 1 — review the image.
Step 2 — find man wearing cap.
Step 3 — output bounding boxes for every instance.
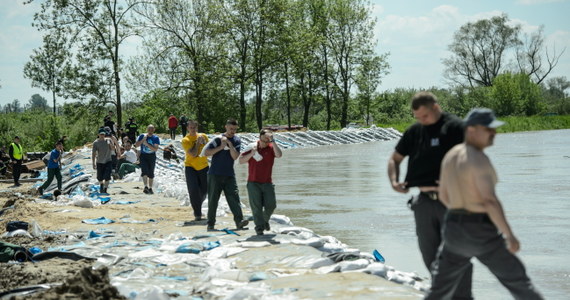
[125,117,138,143]
[92,129,113,194]
[387,91,472,299]
[9,136,24,186]
[426,108,543,299]
[135,124,160,194]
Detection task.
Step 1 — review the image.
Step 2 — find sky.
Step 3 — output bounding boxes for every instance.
[0,0,569,107]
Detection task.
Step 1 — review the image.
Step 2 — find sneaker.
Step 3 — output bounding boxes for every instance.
[148,188,154,194]
[256,230,264,236]
[264,222,271,231]
[236,220,249,230]
[37,186,44,195]
[143,186,149,194]
[207,225,215,231]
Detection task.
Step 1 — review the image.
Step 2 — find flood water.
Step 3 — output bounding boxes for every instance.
[235,129,570,299]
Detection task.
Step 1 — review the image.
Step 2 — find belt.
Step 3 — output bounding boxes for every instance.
[447,210,491,223]
[420,191,439,200]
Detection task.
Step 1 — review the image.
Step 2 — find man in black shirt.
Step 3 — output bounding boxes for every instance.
[125,117,139,143]
[387,91,472,300]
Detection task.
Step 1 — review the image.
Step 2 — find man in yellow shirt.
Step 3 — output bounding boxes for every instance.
[9,136,24,187]
[181,120,209,221]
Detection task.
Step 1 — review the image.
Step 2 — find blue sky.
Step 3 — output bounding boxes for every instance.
[1,0,569,106]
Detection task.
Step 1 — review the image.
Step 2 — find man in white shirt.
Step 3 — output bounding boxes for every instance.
[118,141,139,179]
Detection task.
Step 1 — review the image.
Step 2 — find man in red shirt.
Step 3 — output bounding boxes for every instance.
[168,114,178,140]
[239,129,282,235]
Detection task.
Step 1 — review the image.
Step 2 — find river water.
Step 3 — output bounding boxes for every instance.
[235,129,570,299]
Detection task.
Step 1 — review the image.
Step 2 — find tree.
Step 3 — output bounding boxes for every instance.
[24,28,70,116]
[30,0,141,127]
[516,27,565,85]
[490,73,543,116]
[444,14,563,88]
[354,51,389,125]
[326,0,377,128]
[28,94,50,112]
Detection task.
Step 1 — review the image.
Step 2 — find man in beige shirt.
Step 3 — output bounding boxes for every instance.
[425,108,542,300]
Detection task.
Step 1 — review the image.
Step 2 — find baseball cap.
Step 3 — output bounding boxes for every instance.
[464,108,505,128]
[98,128,106,134]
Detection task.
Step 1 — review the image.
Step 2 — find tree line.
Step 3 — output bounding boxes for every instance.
[1,1,567,151]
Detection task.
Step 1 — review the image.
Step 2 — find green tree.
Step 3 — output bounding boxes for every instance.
[30,0,141,127]
[491,73,544,116]
[28,94,50,112]
[24,28,71,116]
[354,50,389,125]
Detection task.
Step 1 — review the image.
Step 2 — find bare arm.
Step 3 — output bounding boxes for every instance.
[272,139,282,158]
[438,160,450,207]
[134,135,143,148]
[142,138,159,152]
[188,135,206,157]
[239,149,255,164]
[203,139,225,157]
[227,141,240,160]
[387,151,408,193]
[475,167,519,253]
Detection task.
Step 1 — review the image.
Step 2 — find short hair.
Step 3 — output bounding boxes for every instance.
[259,129,272,137]
[55,141,63,146]
[411,91,438,110]
[187,120,198,126]
[226,118,238,126]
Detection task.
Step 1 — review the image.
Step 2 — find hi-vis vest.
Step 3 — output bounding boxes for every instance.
[10,143,23,160]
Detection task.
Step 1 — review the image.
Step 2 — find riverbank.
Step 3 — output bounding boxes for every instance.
[378,114,570,133]
[0,129,426,299]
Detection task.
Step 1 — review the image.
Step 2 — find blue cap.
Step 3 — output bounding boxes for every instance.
[464,108,505,128]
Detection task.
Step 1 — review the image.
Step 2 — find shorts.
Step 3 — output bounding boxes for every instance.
[96,161,112,181]
[139,153,157,178]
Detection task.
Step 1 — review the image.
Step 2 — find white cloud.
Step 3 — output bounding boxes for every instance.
[517,0,567,5]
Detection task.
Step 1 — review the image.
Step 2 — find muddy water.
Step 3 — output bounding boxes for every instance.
[235,129,570,299]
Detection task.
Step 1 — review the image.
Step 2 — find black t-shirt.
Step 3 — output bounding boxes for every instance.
[104,120,116,134]
[395,112,464,187]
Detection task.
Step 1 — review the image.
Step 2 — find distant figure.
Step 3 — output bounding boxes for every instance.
[179,114,189,137]
[387,91,472,299]
[104,115,117,136]
[425,108,543,300]
[118,140,139,179]
[92,129,113,194]
[181,120,209,221]
[38,141,64,196]
[57,136,68,149]
[163,144,179,164]
[203,118,248,231]
[135,124,160,194]
[239,129,282,235]
[9,136,24,187]
[125,117,139,144]
[168,114,178,140]
[0,146,10,176]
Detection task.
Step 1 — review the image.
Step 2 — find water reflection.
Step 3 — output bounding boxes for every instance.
[235,129,570,299]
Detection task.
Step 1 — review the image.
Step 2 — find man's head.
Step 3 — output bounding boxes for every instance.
[98,128,106,139]
[411,91,442,126]
[187,120,199,135]
[124,140,133,150]
[464,108,505,149]
[55,141,63,151]
[14,136,20,143]
[259,129,273,146]
[147,124,155,135]
[224,119,238,137]
[129,117,134,121]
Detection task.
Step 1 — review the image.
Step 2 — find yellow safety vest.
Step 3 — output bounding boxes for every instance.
[10,143,23,160]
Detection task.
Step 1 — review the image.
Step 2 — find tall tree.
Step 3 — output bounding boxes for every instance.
[28,94,50,112]
[31,0,141,126]
[516,26,565,85]
[354,51,389,125]
[24,28,70,116]
[326,0,377,128]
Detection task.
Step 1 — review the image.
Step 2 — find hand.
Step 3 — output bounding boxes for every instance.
[391,181,409,194]
[93,163,97,169]
[221,136,228,147]
[197,136,205,145]
[505,235,520,253]
[266,132,273,142]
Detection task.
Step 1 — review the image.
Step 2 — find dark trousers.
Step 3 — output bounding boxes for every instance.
[40,168,62,191]
[247,182,276,232]
[411,193,473,299]
[181,126,187,138]
[169,128,176,140]
[207,174,244,227]
[139,153,156,178]
[13,160,22,185]
[426,211,543,300]
[185,166,208,218]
